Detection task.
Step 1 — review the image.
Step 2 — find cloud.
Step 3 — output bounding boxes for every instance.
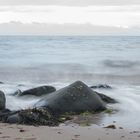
[0,0,140,6]
[0,5,139,35]
[0,5,140,28]
[0,22,140,35]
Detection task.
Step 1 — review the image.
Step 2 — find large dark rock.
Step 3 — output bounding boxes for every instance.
[0,91,6,110]
[35,81,106,115]
[15,86,56,96]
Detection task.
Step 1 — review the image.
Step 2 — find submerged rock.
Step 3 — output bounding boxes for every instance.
[35,81,106,115]
[15,86,56,96]
[96,93,117,104]
[17,84,25,87]
[90,84,112,89]
[12,89,22,96]
[0,91,6,110]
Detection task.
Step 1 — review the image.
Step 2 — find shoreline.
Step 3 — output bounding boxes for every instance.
[0,123,140,140]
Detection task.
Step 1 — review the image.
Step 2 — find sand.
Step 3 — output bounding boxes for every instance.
[0,123,140,140]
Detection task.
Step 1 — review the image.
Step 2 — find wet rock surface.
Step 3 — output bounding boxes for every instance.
[35,81,106,115]
[0,91,6,110]
[14,85,56,96]
[96,92,117,103]
[0,108,59,126]
[7,113,22,124]
[104,124,117,129]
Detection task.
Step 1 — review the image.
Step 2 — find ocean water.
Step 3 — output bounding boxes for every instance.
[0,36,140,128]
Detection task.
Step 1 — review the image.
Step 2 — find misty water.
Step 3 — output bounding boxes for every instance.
[0,36,140,129]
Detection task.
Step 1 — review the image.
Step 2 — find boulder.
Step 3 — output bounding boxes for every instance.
[90,84,112,89]
[35,81,106,115]
[0,91,6,110]
[15,86,56,96]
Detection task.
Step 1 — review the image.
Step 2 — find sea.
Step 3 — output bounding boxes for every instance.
[0,36,140,129]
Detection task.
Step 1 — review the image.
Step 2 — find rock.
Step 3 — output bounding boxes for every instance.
[104,124,116,129]
[0,82,4,84]
[7,114,21,124]
[0,109,11,113]
[16,86,56,96]
[1,108,60,126]
[90,84,112,89]
[17,108,58,126]
[19,129,25,132]
[90,84,117,103]
[35,81,106,115]
[0,110,18,122]
[119,127,123,129]
[12,89,22,96]
[0,91,6,110]
[96,93,117,103]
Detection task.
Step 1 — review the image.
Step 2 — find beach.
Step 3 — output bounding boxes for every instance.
[0,123,140,140]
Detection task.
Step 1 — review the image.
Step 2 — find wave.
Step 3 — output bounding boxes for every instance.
[1,64,140,85]
[103,60,138,68]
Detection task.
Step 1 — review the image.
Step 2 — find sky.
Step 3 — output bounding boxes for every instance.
[0,0,140,35]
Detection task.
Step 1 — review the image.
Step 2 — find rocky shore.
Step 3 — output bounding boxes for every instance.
[0,81,117,126]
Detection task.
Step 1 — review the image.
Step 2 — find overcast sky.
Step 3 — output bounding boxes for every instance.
[0,0,140,35]
[0,0,140,5]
